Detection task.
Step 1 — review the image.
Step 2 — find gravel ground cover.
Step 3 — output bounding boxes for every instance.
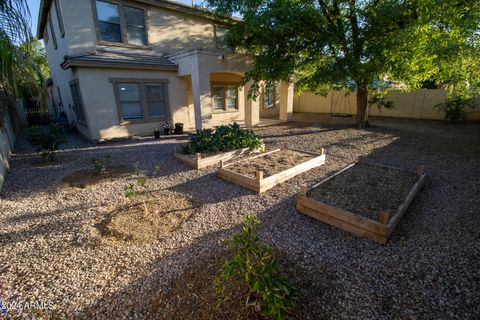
[225,149,316,178]
[1,118,479,319]
[308,163,419,220]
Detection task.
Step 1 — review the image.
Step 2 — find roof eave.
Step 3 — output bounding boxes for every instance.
[60,60,178,72]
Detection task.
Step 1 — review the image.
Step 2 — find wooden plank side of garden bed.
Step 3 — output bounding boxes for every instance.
[296,162,426,244]
[218,149,326,193]
[387,173,426,230]
[296,195,389,243]
[173,147,250,170]
[297,194,391,238]
[218,168,260,192]
[260,154,326,193]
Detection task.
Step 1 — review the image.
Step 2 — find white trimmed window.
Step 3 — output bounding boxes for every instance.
[212,84,239,111]
[95,0,148,46]
[111,79,170,122]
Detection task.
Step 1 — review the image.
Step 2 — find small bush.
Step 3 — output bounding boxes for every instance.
[26,123,67,162]
[216,215,295,320]
[91,154,111,174]
[434,96,474,123]
[182,122,263,154]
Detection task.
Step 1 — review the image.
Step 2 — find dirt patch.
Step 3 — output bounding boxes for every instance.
[226,149,316,178]
[150,250,331,320]
[31,155,76,167]
[62,166,132,189]
[95,191,197,244]
[308,163,419,220]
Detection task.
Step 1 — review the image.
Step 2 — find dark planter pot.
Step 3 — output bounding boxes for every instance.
[154,129,160,139]
[174,123,184,134]
[164,128,171,135]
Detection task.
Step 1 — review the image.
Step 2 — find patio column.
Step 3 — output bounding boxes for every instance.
[191,70,212,130]
[244,81,260,127]
[279,81,294,122]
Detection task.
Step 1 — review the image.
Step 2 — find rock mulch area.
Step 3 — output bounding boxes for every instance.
[1,119,479,319]
[308,163,419,220]
[226,149,316,178]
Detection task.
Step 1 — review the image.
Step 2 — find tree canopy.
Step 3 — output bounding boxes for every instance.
[207,0,480,127]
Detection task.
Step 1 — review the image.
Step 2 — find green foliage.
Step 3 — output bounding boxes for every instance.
[26,123,67,162]
[124,161,160,198]
[216,215,295,319]
[368,90,394,111]
[91,154,111,174]
[434,96,474,123]
[182,122,263,154]
[207,0,480,127]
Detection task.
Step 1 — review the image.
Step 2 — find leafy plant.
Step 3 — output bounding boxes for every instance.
[91,154,111,174]
[434,96,474,123]
[216,215,295,319]
[26,123,67,162]
[182,122,263,154]
[124,161,160,214]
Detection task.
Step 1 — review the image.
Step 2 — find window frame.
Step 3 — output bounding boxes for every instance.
[214,25,229,50]
[54,0,65,37]
[262,84,276,109]
[48,15,57,49]
[211,82,240,113]
[69,79,88,127]
[92,0,150,49]
[110,78,170,124]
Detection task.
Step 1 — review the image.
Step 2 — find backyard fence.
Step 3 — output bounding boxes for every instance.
[293,89,480,121]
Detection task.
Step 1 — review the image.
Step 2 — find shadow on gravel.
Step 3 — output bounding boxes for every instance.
[167,171,252,205]
[0,204,99,245]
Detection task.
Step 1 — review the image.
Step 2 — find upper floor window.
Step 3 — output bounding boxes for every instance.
[48,17,57,49]
[215,26,228,50]
[54,0,65,37]
[95,0,148,46]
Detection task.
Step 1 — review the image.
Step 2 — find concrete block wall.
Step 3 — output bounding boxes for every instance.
[293,89,480,121]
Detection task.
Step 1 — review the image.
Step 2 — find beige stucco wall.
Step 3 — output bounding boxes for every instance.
[293,89,480,121]
[76,68,190,141]
[54,0,222,56]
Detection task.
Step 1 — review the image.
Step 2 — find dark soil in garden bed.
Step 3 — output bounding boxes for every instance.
[226,149,317,178]
[151,250,331,320]
[62,166,132,189]
[94,191,197,244]
[308,163,419,220]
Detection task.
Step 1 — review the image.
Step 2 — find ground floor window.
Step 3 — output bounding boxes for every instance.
[69,80,87,125]
[263,84,276,109]
[111,78,169,122]
[212,83,238,111]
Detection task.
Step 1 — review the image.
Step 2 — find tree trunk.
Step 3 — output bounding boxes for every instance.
[356,86,369,128]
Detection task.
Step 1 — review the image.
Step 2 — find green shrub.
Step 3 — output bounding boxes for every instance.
[182,122,263,154]
[91,154,111,174]
[434,96,474,123]
[216,215,295,320]
[26,123,67,162]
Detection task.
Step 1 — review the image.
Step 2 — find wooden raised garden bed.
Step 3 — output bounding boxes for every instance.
[218,148,326,193]
[296,161,426,243]
[173,147,255,170]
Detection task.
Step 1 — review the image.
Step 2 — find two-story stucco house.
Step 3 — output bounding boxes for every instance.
[37,0,294,141]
